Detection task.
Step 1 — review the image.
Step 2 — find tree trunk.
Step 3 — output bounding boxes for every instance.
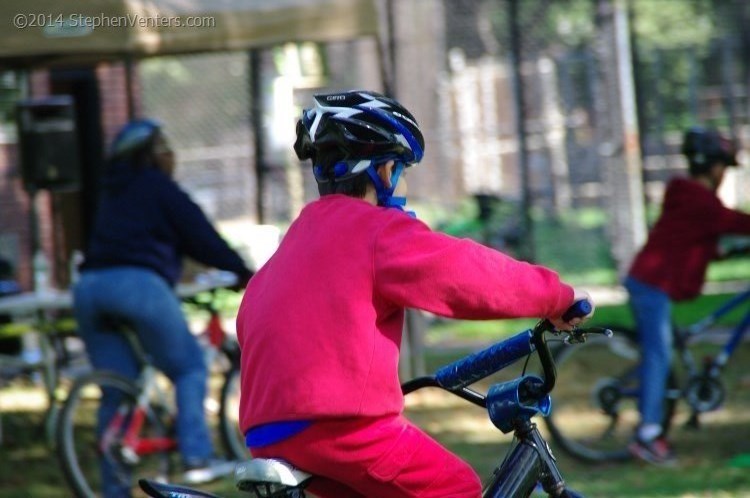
[592,0,647,277]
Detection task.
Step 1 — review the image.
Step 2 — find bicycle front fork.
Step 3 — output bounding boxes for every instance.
[483,422,583,498]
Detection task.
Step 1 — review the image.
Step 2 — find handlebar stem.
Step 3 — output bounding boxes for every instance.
[531,321,557,395]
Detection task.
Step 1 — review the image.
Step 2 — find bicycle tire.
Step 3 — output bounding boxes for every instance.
[544,327,678,463]
[56,370,172,498]
[218,365,249,460]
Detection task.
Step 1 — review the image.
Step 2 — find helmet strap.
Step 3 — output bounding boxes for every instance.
[366,161,415,217]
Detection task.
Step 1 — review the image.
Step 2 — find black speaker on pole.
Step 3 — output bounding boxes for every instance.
[16,96,81,192]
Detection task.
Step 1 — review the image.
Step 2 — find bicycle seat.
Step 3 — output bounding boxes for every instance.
[234,458,312,497]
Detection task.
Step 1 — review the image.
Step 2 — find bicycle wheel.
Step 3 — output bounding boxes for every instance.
[544,327,677,463]
[56,370,172,498]
[218,366,249,460]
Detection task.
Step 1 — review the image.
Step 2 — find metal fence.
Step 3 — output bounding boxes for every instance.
[135,0,750,283]
[140,52,255,223]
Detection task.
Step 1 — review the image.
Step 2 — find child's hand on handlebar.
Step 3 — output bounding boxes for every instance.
[549,289,595,331]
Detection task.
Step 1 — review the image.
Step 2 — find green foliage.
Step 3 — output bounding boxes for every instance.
[483,0,598,53]
[547,0,597,47]
[631,0,717,51]
[0,71,21,126]
[484,0,721,53]
[182,288,243,322]
[532,207,617,285]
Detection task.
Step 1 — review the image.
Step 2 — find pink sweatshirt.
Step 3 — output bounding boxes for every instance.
[236,195,574,433]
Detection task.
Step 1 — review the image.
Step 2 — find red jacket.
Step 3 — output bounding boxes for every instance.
[236,195,574,432]
[628,177,750,301]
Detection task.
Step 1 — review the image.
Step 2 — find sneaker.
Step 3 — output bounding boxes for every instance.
[183,458,237,484]
[628,436,677,466]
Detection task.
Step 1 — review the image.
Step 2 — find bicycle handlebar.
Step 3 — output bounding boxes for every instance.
[717,236,750,260]
[562,299,592,322]
[432,299,594,391]
[718,244,750,260]
[177,271,238,300]
[434,330,535,390]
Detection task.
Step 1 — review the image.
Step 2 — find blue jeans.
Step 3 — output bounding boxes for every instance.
[73,267,213,497]
[624,276,673,429]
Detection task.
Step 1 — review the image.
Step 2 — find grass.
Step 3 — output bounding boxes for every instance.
[405,388,750,497]
[410,328,750,498]
[4,368,750,498]
[4,289,750,498]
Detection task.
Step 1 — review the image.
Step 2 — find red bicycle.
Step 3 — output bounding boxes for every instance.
[55,275,246,498]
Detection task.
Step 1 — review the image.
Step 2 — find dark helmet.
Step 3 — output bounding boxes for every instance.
[109,118,162,160]
[682,126,738,174]
[294,90,425,183]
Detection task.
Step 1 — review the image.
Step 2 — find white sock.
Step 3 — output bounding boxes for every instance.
[638,424,661,442]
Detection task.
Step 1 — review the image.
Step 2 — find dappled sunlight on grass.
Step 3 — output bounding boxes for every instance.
[0,384,48,411]
[406,389,501,442]
[4,333,750,496]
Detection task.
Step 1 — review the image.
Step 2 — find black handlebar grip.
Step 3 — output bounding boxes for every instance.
[562,299,592,322]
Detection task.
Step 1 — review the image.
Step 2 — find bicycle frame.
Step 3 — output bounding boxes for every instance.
[402,322,582,498]
[109,294,241,460]
[95,326,179,467]
[677,286,750,373]
[110,296,237,462]
[544,284,750,465]
[100,364,177,463]
[612,287,750,404]
[56,274,245,498]
[605,288,750,413]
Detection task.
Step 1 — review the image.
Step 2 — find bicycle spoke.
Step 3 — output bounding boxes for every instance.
[218,366,249,460]
[57,372,172,497]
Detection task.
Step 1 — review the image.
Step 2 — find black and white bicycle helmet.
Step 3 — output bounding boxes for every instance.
[682,126,738,174]
[294,90,425,184]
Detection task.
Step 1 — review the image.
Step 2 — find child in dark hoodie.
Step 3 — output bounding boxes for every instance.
[73,119,252,497]
[625,127,750,465]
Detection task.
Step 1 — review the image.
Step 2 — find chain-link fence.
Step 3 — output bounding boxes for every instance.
[140,52,254,224]
[133,0,750,284]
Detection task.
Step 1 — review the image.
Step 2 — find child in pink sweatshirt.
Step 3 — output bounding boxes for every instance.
[236,90,593,498]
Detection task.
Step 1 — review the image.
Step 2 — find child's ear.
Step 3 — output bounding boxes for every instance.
[376,160,395,188]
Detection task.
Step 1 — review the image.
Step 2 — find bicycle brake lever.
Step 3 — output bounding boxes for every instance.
[563,334,584,345]
[563,327,613,345]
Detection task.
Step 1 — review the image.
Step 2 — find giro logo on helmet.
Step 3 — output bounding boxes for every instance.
[295,90,425,186]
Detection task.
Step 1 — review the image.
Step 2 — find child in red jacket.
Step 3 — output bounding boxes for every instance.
[626,127,750,465]
[236,90,593,497]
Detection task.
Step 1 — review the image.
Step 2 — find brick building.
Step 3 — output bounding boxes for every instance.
[0,64,140,290]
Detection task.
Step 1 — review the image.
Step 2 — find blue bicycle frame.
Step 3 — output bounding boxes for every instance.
[681,287,750,369]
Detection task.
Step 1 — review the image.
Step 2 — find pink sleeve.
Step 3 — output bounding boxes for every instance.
[372,214,574,320]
